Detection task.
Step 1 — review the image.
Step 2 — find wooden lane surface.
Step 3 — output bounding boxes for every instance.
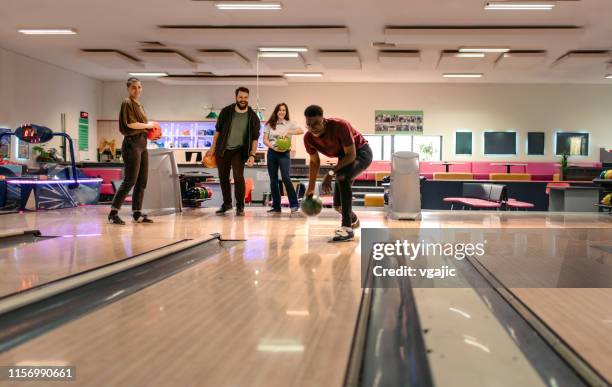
[0,207,610,386]
[0,236,185,299]
[0,212,364,387]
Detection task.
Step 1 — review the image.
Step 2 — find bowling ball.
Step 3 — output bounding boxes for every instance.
[605,170,612,179]
[301,195,323,216]
[147,123,162,141]
[599,170,607,179]
[186,187,199,200]
[602,193,612,206]
[202,154,217,168]
[206,187,213,198]
[275,136,291,152]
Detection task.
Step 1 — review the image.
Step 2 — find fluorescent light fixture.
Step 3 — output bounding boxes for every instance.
[128,72,168,77]
[443,73,483,78]
[455,53,486,58]
[286,310,310,316]
[215,1,282,10]
[485,2,555,10]
[258,47,308,52]
[459,47,510,53]
[18,28,77,35]
[605,74,612,79]
[284,72,323,77]
[258,52,299,58]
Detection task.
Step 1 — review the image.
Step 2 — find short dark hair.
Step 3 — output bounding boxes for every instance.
[235,87,250,96]
[304,105,323,118]
[126,77,140,87]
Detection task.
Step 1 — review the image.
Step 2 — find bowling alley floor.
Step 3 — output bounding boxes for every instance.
[0,206,610,387]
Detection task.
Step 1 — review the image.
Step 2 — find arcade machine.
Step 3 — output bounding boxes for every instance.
[0,124,102,211]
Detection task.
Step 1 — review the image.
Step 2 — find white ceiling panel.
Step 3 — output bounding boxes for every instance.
[141,51,197,69]
[158,26,350,46]
[79,50,144,69]
[495,52,548,69]
[259,54,306,70]
[378,51,421,69]
[318,51,361,70]
[157,75,287,86]
[551,51,611,71]
[196,50,252,71]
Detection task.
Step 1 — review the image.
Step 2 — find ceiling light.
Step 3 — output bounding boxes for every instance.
[284,72,323,77]
[128,72,168,77]
[258,47,308,52]
[605,74,612,79]
[18,28,77,35]
[455,53,486,58]
[459,47,510,53]
[443,73,483,78]
[485,2,555,10]
[215,1,282,10]
[258,52,299,58]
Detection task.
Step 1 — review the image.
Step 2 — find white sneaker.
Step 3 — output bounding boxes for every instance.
[329,226,354,243]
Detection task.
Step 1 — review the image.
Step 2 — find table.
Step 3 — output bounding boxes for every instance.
[430,162,465,173]
[548,186,600,212]
[490,163,528,174]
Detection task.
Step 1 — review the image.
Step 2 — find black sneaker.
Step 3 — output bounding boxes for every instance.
[267,208,282,214]
[351,214,360,229]
[236,208,245,217]
[108,213,125,225]
[133,213,153,223]
[329,227,354,243]
[215,205,232,215]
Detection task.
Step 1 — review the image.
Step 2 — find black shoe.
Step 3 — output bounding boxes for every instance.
[329,227,355,243]
[108,213,125,225]
[351,214,360,229]
[267,208,281,214]
[236,208,245,217]
[215,205,232,215]
[133,212,153,223]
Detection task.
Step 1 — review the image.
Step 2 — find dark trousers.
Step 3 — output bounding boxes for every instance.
[333,144,373,227]
[267,149,298,210]
[111,133,148,212]
[217,148,246,209]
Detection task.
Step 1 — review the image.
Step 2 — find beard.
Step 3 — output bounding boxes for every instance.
[237,101,248,109]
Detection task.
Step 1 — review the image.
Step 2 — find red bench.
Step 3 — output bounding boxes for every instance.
[81,168,122,196]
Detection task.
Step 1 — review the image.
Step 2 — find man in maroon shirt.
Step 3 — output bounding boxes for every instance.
[303,105,372,242]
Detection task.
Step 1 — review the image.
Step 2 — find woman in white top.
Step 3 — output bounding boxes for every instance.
[264,103,304,213]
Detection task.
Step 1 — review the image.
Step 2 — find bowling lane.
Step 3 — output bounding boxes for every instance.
[0,236,187,298]
[0,216,363,387]
[472,229,612,383]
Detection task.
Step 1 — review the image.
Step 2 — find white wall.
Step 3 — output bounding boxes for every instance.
[0,47,102,162]
[101,81,612,162]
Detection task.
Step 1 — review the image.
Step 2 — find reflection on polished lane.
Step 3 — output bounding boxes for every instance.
[0,207,609,386]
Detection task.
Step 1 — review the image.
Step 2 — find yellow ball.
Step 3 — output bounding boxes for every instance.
[602,193,612,206]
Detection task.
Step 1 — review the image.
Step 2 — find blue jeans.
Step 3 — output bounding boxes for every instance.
[267,149,298,210]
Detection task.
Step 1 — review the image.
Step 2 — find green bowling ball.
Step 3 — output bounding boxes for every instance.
[275,136,292,152]
[301,195,323,216]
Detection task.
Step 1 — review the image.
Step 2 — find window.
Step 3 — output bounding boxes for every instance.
[413,136,442,161]
[455,131,472,155]
[365,134,442,161]
[555,132,589,156]
[382,135,392,160]
[527,132,545,155]
[393,135,413,152]
[484,131,517,155]
[365,135,383,160]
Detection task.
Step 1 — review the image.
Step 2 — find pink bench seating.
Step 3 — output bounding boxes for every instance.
[419,162,472,180]
[443,197,502,209]
[81,168,122,196]
[505,198,534,209]
[356,160,391,181]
